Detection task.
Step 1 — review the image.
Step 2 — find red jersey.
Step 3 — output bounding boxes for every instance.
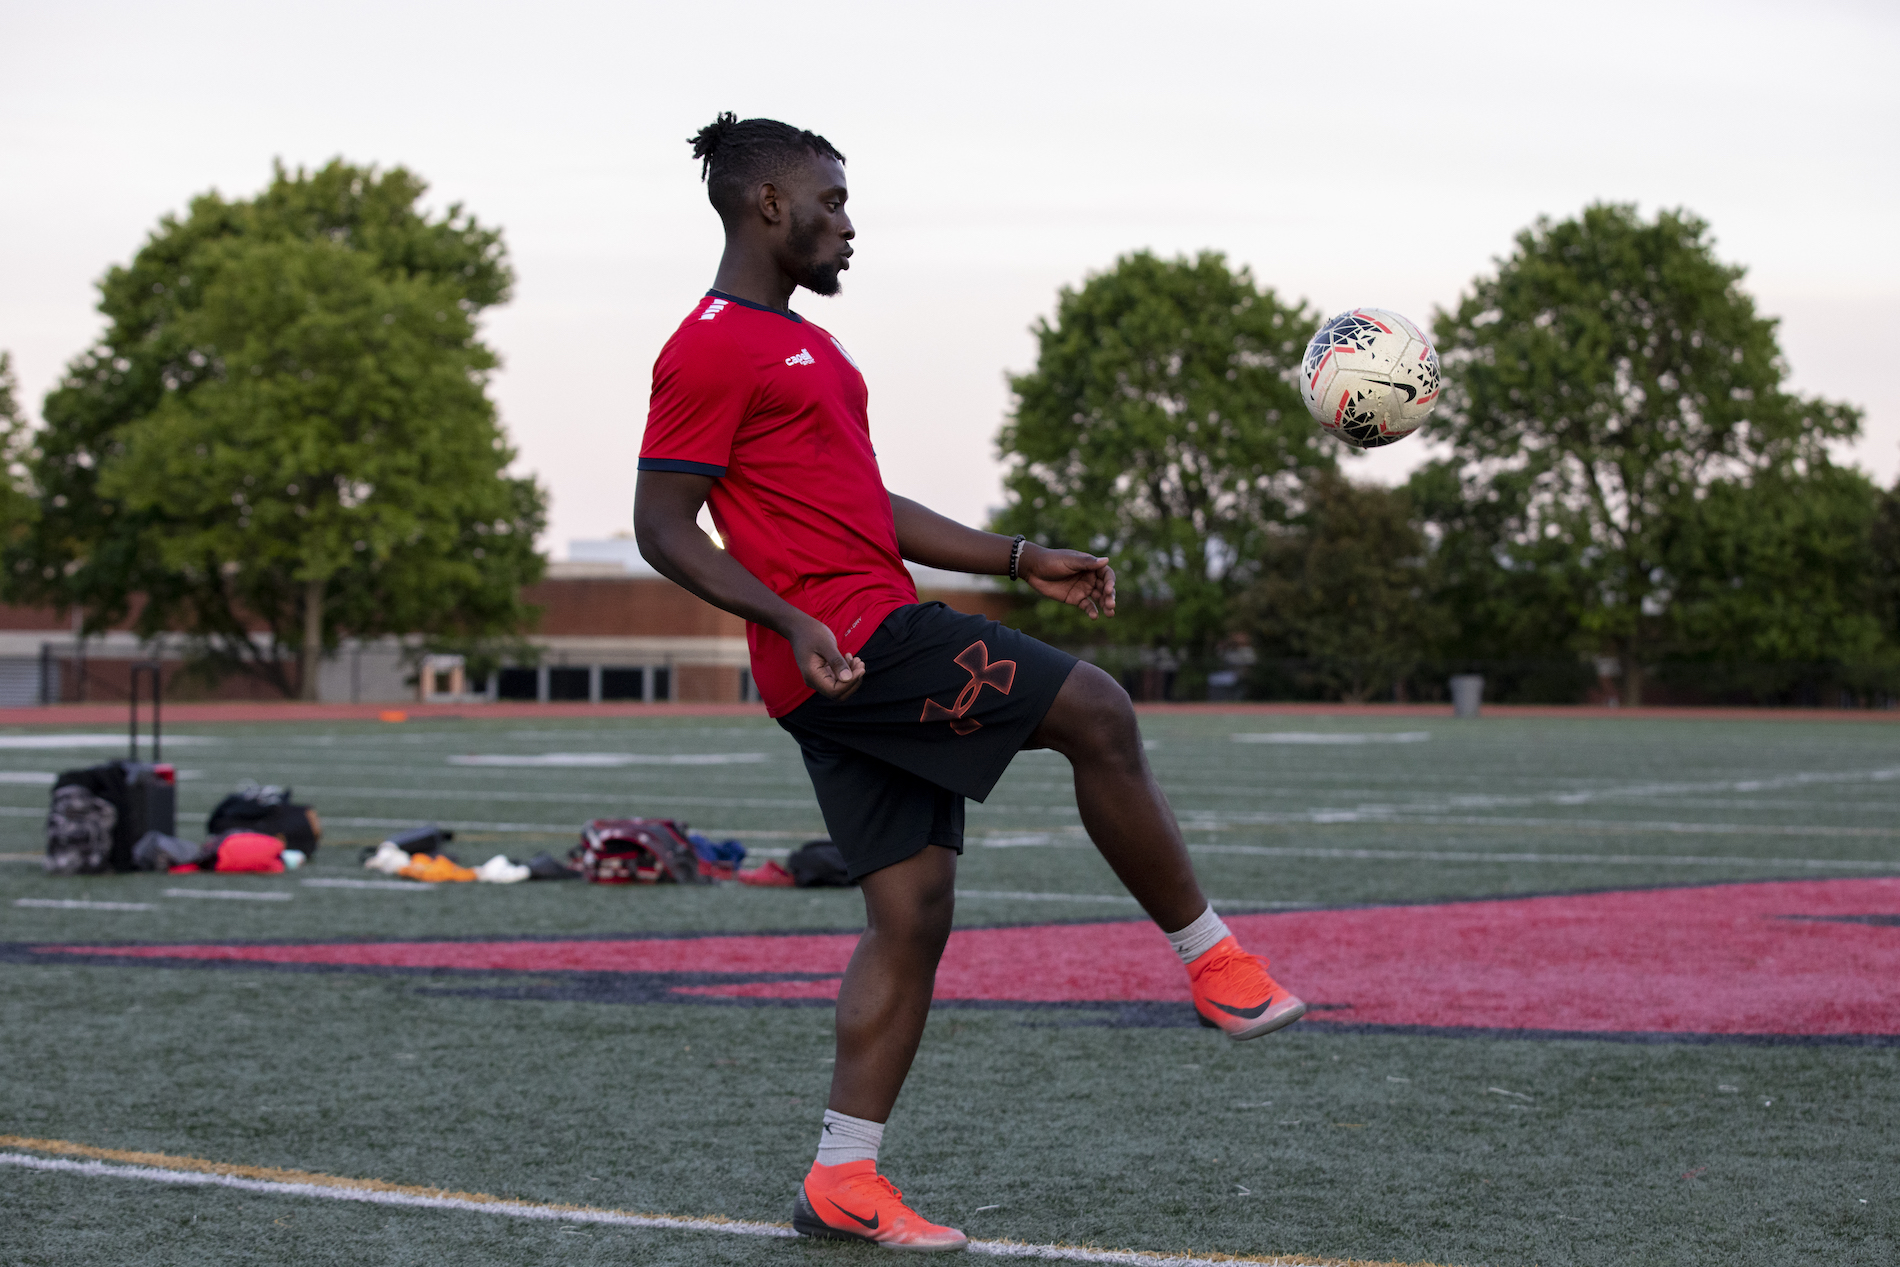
[640,290,917,716]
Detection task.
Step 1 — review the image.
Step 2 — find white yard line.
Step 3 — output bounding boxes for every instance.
[1232,732,1431,744]
[0,1151,1338,1266]
[447,753,769,768]
[161,889,293,902]
[13,898,156,911]
[268,786,818,810]
[312,816,818,835]
[299,878,440,892]
[1174,810,1900,839]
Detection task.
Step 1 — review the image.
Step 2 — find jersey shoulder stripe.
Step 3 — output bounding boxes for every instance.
[637,457,726,478]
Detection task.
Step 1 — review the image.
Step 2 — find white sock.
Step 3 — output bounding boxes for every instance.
[815,1109,884,1167]
[1166,905,1230,966]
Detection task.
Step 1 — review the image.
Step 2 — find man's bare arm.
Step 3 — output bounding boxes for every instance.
[635,470,864,699]
[888,492,1116,620]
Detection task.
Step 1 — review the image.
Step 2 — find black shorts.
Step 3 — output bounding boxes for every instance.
[777,602,1078,881]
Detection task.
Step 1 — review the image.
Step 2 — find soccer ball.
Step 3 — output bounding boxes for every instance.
[1298,308,1441,449]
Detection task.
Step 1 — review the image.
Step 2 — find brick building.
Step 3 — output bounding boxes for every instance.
[0,557,1012,707]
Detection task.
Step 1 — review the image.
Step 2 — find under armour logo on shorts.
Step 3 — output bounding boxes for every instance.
[920,641,1016,735]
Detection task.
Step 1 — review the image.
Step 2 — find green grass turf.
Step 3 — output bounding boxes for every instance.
[3,711,1898,1264]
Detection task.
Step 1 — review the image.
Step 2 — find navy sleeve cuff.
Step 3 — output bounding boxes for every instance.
[638,458,727,478]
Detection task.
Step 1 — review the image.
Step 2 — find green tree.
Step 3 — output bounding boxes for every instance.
[1421,204,1862,702]
[0,353,36,542]
[1876,481,1900,653]
[18,161,545,697]
[1658,465,1892,699]
[993,251,1327,691]
[1239,472,1447,701]
[1405,458,1600,703]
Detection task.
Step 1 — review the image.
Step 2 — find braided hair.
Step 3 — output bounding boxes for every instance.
[689,113,846,219]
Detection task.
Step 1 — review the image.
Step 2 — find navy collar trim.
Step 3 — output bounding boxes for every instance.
[707,289,804,323]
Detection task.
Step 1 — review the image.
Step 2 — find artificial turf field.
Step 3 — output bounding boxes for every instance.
[2,708,1896,1265]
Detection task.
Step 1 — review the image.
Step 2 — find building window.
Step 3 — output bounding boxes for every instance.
[548,667,590,701]
[601,667,645,701]
[738,669,755,703]
[497,667,539,700]
[651,666,672,702]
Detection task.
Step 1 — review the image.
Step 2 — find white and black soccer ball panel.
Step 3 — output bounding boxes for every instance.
[1299,308,1441,449]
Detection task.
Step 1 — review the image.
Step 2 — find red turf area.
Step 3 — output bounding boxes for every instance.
[36,878,1900,1038]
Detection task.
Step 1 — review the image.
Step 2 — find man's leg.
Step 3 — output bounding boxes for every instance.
[828,842,958,1120]
[1027,661,1205,932]
[1028,661,1306,1040]
[794,843,969,1250]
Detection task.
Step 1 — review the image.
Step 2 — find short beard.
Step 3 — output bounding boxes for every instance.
[786,208,843,297]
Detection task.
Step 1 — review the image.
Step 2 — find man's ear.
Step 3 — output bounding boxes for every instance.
[756,180,784,226]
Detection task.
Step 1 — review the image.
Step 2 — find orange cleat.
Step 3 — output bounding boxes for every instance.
[1188,935,1307,1040]
[793,1159,968,1252]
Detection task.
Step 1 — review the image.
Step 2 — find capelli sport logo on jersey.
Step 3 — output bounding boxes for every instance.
[785,348,816,367]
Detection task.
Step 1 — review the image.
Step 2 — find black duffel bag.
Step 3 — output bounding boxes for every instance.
[206,784,321,858]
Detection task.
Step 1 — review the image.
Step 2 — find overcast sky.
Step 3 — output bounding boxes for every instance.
[4,0,1896,555]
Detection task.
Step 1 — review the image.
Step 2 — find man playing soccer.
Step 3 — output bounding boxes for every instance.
[635,113,1306,1252]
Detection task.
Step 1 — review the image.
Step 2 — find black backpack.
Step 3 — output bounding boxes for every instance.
[44,785,118,875]
[787,839,857,888]
[207,785,321,857]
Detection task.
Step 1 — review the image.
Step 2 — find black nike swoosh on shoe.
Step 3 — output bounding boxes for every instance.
[1208,996,1276,1020]
[831,1202,879,1231]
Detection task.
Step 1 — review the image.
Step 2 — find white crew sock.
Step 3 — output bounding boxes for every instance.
[1165,905,1231,966]
[815,1109,884,1167]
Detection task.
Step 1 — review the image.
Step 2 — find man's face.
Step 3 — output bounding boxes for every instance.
[778,157,853,297]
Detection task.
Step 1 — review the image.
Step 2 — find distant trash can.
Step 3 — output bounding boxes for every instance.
[1450,674,1484,719]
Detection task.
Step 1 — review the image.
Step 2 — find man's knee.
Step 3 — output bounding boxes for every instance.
[864,849,957,947]
[1048,662,1142,763]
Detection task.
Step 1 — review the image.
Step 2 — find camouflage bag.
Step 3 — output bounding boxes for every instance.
[44,785,118,875]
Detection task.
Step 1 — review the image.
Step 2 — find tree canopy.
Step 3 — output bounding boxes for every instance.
[992,251,1328,684]
[0,353,34,542]
[16,161,545,697]
[1240,473,1447,702]
[1414,203,1863,702]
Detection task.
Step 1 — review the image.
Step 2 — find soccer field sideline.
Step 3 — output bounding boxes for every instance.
[0,1135,1455,1267]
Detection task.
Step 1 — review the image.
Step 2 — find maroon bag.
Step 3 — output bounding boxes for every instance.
[576,818,707,885]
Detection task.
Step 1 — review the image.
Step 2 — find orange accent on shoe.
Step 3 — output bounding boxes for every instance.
[1187,934,1308,1040]
[795,1159,968,1252]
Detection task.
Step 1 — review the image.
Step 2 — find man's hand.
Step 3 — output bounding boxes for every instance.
[791,616,867,700]
[1020,544,1116,620]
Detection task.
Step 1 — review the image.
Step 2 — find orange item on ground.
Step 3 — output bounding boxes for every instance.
[212,832,287,874]
[398,853,477,883]
[736,860,796,887]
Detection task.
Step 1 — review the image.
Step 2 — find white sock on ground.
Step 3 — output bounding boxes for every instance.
[1166,905,1231,966]
[815,1109,884,1167]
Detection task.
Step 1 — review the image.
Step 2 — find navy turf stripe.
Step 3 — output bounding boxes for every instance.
[707,289,804,323]
[638,458,727,478]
